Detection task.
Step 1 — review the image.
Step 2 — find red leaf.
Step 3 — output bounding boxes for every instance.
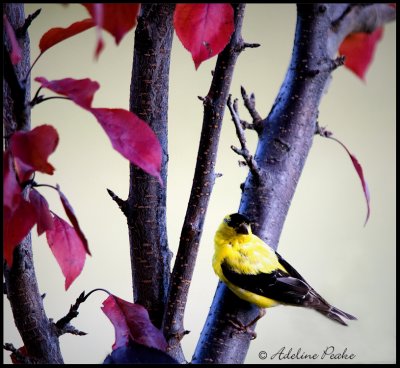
[46,214,87,290]
[29,189,54,235]
[4,14,22,65]
[174,4,234,69]
[9,125,59,182]
[35,77,100,109]
[90,108,162,183]
[34,77,162,181]
[3,199,37,267]
[56,186,90,255]
[339,27,384,80]
[92,3,105,59]
[101,294,168,351]
[3,151,37,267]
[39,18,95,54]
[329,137,371,225]
[82,4,140,45]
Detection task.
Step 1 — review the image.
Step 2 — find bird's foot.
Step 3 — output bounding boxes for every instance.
[227,309,266,340]
[228,318,257,339]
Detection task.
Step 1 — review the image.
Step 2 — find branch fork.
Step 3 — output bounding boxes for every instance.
[227,93,262,182]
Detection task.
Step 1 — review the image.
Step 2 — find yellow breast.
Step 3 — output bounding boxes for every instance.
[212,224,286,308]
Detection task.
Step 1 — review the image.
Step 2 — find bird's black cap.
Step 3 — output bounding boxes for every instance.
[225,213,252,234]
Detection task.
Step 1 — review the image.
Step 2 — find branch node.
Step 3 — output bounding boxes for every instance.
[57,323,87,337]
[305,55,346,77]
[16,8,42,37]
[106,188,127,216]
[166,330,191,351]
[240,86,263,132]
[235,41,261,53]
[55,290,87,335]
[227,95,262,181]
[315,122,333,138]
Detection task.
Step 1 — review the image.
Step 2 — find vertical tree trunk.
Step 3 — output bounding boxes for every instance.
[3,3,64,364]
[127,3,175,328]
[162,4,250,362]
[193,3,395,363]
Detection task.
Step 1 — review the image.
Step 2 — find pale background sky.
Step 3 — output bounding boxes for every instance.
[4,4,395,364]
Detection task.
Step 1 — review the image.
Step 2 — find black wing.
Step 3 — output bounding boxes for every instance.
[221,260,318,306]
[275,252,309,283]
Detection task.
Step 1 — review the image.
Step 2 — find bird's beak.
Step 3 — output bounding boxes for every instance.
[237,223,251,235]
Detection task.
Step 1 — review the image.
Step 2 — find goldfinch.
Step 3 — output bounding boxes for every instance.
[213,213,357,326]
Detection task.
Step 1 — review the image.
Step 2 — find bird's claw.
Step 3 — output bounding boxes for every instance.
[228,318,257,339]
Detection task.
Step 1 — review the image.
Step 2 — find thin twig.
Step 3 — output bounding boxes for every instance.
[56,323,87,337]
[315,122,333,137]
[30,95,70,107]
[227,95,262,181]
[306,56,346,77]
[235,41,261,52]
[16,8,41,37]
[240,86,263,132]
[55,291,87,331]
[106,188,127,216]
[54,288,110,336]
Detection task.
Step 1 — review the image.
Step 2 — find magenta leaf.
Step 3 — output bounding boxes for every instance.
[3,151,37,267]
[35,77,100,109]
[82,4,141,45]
[101,294,168,351]
[90,108,162,183]
[9,125,59,182]
[46,214,87,290]
[34,77,162,181]
[4,200,37,267]
[39,18,95,54]
[329,136,371,225]
[4,14,22,65]
[56,185,90,255]
[173,4,234,69]
[29,188,54,235]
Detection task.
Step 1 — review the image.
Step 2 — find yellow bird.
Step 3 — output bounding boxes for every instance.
[213,213,357,329]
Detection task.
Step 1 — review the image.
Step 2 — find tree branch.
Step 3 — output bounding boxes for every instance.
[240,86,263,132]
[16,8,42,37]
[227,94,262,181]
[3,4,64,364]
[193,3,396,363]
[162,4,252,362]
[126,4,175,330]
[55,291,87,337]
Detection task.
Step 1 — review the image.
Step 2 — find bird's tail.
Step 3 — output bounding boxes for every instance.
[314,303,357,326]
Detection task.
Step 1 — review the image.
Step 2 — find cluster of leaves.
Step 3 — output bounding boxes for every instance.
[3,3,393,361]
[4,128,89,289]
